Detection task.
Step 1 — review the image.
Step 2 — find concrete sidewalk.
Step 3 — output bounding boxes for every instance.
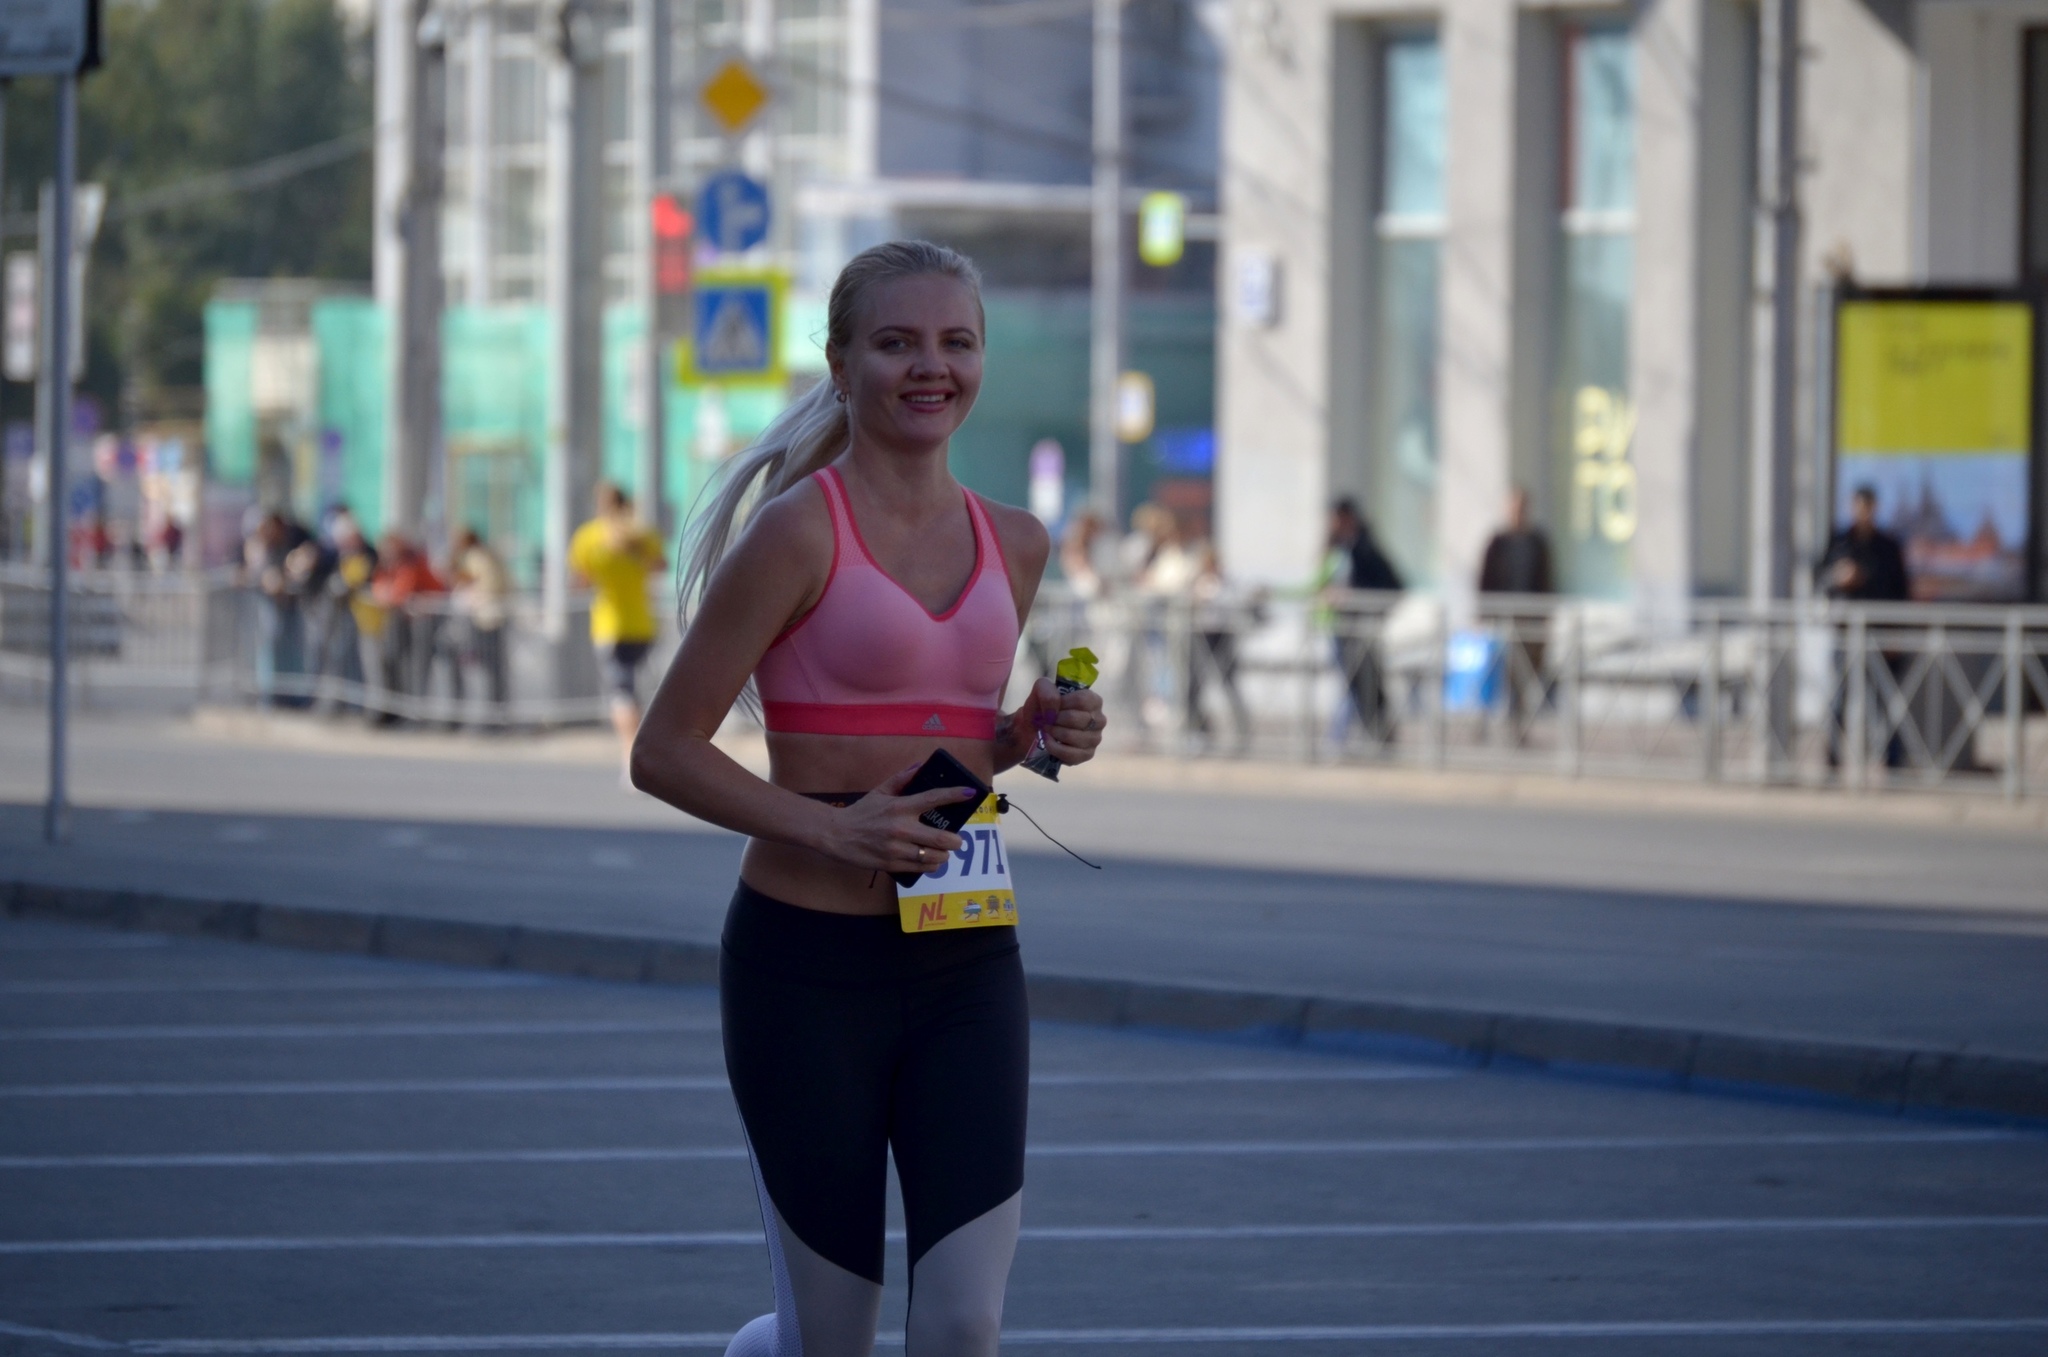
[3,708,2046,1120]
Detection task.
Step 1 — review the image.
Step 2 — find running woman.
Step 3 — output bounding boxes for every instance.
[630,240,1105,1357]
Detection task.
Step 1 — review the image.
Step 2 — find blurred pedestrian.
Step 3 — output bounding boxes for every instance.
[320,511,378,709]
[1818,485,1911,770]
[1323,498,1402,748]
[370,530,447,724]
[1059,507,1109,600]
[1185,540,1254,754]
[1816,485,1909,603]
[570,482,667,778]
[1477,486,1554,744]
[452,526,512,718]
[243,510,313,708]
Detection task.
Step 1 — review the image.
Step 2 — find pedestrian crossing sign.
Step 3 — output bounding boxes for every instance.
[678,269,786,386]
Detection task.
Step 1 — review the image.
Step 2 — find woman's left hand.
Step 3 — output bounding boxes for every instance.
[1009,676,1105,767]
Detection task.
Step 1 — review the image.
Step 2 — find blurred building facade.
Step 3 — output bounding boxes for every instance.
[1216,0,2048,609]
[337,0,1224,578]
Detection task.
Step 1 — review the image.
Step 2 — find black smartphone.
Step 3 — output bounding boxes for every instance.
[892,749,991,888]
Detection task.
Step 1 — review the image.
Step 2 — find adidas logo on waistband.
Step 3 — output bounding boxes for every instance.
[923,713,946,731]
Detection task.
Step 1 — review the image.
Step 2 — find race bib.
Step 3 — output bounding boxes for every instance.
[897,801,1017,933]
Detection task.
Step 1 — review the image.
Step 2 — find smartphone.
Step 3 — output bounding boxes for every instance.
[892,749,992,888]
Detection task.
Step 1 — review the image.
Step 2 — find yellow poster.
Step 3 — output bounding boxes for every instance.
[1833,300,2033,602]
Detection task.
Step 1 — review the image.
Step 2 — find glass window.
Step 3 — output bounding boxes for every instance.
[1552,24,1636,599]
[496,165,542,257]
[1369,32,1445,586]
[493,54,541,147]
[603,52,633,145]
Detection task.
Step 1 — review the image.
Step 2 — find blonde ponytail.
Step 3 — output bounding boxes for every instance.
[676,376,849,619]
[676,239,984,623]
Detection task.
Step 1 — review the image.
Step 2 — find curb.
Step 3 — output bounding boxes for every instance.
[7,878,2044,1123]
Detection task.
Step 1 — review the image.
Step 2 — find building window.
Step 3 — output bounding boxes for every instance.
[1369,31,1444,586]
[497,165,542,257]
[493,53,541,147]
[1552,22,1636,599]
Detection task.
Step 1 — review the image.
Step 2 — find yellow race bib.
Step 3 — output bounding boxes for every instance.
[897,801,1017,933]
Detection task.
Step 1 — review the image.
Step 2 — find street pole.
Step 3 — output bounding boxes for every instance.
[389,0,446,543]
[1764,0,1800,601]
[635,0,669,538]
[1088,0,1122,528]
[43,72,75,845]
[542,0,603,651]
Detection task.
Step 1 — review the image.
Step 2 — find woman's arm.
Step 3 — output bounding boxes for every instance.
[983,499,1106,774]
[629,486,973,877]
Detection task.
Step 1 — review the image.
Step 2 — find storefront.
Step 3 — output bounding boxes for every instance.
[1216,0,2048,610]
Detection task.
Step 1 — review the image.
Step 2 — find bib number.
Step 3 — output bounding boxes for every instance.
[897,801,1017,933]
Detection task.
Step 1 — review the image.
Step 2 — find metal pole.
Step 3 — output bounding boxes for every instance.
[1088,0,1122,528]
[1845,608,1867,791]
[636,0,670,539]
[1765,0,1800,600]
[2003,612,2023,802]
[1702,609,1723,781]
[44,74,76,845]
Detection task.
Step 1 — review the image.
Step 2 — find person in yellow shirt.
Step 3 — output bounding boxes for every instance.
[569,482,668,773]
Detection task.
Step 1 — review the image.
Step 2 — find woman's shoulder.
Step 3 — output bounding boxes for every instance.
[734,473,835,564]
[973,493,1051,574]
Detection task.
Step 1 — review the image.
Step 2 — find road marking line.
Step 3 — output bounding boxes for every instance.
[0,1069,1445,1098]
[0,1019,719,1042]
[4,1215,2043,1255]
[0,1076,734,1099]
[0,933,171,951]
[0,975,552,996]
[77,1317,2048,1351]
[0,1130,2020,1171]
[0,1317,121,1350]
[1029,1069,1452,1085]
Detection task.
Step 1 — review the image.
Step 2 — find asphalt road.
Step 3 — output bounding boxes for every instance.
[7,787,2048,1059]
[2,913,2046,1355]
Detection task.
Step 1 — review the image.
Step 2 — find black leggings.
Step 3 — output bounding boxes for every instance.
[720,882,1029,1357]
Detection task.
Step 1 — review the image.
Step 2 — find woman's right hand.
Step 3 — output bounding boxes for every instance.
[816,762,980,876]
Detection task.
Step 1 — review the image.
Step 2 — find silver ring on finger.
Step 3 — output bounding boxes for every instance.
[917,847,927,863]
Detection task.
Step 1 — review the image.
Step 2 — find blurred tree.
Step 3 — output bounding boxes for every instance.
[2,0,371,424]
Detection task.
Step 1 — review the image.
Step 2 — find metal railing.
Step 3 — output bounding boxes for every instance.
[5,567,2046,798]
[0,566,678,728]
[1020,587,2048,800]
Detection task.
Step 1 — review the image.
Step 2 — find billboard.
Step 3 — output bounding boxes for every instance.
[1832,294,2037,602]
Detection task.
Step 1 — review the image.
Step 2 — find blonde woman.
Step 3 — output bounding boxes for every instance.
[630,241,1105,1357]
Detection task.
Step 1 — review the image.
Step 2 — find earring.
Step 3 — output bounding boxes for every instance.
[835,388,848,404]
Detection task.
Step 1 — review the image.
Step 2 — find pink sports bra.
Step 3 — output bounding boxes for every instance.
[755,467,1020,740]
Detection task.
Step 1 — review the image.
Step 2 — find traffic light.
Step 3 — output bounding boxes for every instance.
[652,193,693,336]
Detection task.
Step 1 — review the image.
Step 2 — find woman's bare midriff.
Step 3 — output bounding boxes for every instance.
[739,730,1000,915]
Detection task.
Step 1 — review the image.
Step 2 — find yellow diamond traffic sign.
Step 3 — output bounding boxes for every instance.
[701,59,769,135]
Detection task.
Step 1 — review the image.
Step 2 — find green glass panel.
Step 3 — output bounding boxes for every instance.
[1369,237,1440,586]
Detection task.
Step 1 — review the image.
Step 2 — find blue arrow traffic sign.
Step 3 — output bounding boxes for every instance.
[698,171,771,254]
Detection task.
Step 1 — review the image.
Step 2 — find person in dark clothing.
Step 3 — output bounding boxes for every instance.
[1477,488,1554,744]
[1327,499,1402,746]
[1817,485,1912,770]
[1478,487,1553,595]
[1815,485,1910,602]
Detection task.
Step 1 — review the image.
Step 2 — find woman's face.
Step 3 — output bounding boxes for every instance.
[832,273,984,455]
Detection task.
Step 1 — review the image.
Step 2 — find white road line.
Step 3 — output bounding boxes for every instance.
[0,1069,1446,1099]
[1028,1068,1452,1086]
[0,1075,733,1099]
[4,1215,2043,1255]
[74,1317,2048,1351]
[0,1130,2021,1171]
[0,975,550,996]
[0,1148,748,1169]
[0,932,171,951]
[0,1019,718,1042]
